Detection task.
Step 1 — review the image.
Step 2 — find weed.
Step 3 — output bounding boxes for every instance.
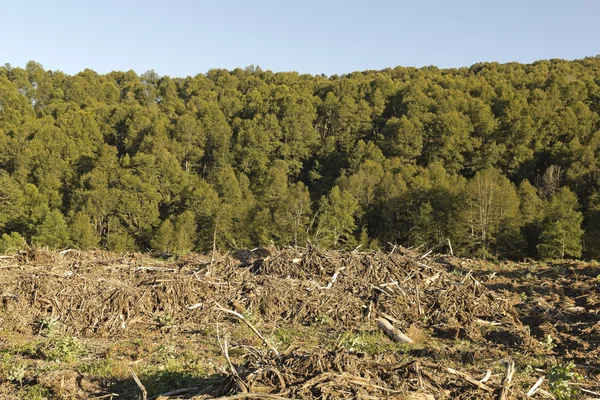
[18,384,51,400]
[158,314,175,329]
[42,335,86,363]
[37,316,60,337]
[542,334,556,351]
[519,292,528,302]
[272,327,304,347]
[338,330,409,356]
[548,361,582,400]
[7,361,26,382]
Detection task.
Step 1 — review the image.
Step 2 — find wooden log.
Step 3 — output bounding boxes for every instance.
[376,317,414,344]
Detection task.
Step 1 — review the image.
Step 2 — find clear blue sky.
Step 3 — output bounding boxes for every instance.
[1,0,599,77]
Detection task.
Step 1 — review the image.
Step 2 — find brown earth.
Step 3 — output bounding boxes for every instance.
[0,247,599,399]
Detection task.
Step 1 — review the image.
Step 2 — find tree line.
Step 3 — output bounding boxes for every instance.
[1,58,600,259]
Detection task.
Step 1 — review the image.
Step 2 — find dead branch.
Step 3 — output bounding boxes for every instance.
[215,302,279,356]
[129,368,147,400]
[422,362,494,393]
[527,376,545,397]
[499,358,515,400]
[210,393,294,400]
[376,317,414,344]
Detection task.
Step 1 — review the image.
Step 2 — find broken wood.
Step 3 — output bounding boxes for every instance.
[526,376,544,397]
[422,362,494,393]
[215,302,279,356]
[499,358,515,400]
[129,368,147,400]
[376,317,414,344]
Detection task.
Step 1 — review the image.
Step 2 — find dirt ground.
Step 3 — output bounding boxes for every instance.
[0,247,599,399]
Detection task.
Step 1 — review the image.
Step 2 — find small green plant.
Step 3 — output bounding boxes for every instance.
[519,292,528,302]
[7,361,26,382]
[525,272,536,281]
[548,361,582,400]
[552,264,566,275]
[18,384,52,400]
[338,331,408,356]
[38,315,60,337]
[272,327,303,347]
[158,314,175,329]
[42,335,86,362]
[542,334,556,351]
[313,314,332,325]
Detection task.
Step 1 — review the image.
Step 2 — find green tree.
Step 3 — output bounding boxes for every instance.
[537,188,583,259]
[70,212,100,249]
[152,219,175,253]
[0,172,24,231]
[463,168,522,257]
[32,210,70,248]
[314,186,359,248]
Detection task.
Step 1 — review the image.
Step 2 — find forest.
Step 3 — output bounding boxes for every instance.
[1,58,600,259]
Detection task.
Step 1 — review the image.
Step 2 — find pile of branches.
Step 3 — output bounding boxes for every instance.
[0,246,529,344]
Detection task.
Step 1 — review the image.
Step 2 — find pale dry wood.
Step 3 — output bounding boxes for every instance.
[479,369,492,383]
[499,358,515,400]
[376,317,414,344]
[215,302,279,356]
[129,368,147,400]
[422,362,494,393]
[318,267,345,290]
[447,238,454,256]
[526,376,545,397]
[211,393,293,400]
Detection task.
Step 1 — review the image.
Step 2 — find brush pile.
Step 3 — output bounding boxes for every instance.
[2,247,598,399]
[0,246,527,341]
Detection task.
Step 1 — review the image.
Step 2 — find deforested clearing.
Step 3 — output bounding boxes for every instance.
[1,247,598,399]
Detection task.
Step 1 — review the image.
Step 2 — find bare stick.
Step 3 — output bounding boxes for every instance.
[376,318,414,344]
[211,393,293,400]
[129,368,147,400]
[209,210,221,276]
[499,358,515,400]
[447,238,454,256]
[422,362,494,393]
[526,376,545,397]
[479,369,492,383]
[319,267,345,289]
[215,302,279,356]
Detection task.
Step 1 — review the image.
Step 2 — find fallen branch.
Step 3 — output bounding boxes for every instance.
[211,394,293,400]
[527,376,544,397]
[422,362,494,393]
[499,358,515,400]
[476,318,503,326]
[129,368,147,400]
[319,267,345,290]
[214,302,279,356]
[376,317,414,344]
[480,369,492,383]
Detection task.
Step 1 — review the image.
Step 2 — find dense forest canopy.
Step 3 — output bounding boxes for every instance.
[2,58,600,259]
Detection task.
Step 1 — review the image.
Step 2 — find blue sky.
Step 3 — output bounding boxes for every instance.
[1,0,599,77]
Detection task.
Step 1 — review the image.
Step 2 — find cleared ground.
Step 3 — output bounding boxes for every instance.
[0,247,599,399]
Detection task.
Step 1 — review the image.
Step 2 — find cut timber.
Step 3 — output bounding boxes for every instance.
[376,317,414,344]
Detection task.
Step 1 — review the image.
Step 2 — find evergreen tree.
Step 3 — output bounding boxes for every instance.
[314,186,359,248]
[32,210,70,248]
[537,188,583,259]
[70,212,100,249]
